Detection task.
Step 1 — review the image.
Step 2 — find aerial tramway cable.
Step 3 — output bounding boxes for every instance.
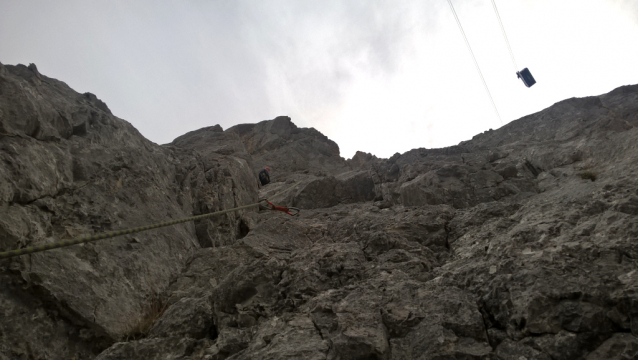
[446,0,503,125]
[490,0,536,87]
[491,0,518,73]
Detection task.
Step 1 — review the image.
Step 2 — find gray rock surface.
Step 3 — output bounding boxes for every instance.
[94,337,202,360]
[0,63,257,359]
[225,116,350,179]
[585,333,638,360]
[1,63,638,359]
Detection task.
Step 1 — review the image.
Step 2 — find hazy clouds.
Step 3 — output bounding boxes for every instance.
[2,0,638,158]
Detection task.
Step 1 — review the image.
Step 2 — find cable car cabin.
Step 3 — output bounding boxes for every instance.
[517,68,536,88]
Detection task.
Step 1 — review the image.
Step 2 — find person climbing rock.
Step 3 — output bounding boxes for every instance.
[258,166,271,186]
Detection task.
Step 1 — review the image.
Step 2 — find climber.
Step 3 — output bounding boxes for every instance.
[258,166,271,186]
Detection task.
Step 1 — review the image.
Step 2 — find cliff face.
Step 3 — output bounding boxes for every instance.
[0,63,257,359]
[1,63,637,360]
[225,117,348,178]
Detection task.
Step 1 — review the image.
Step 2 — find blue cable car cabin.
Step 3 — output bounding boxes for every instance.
[517,68,536,88]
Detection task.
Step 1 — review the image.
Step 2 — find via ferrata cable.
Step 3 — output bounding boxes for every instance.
[0,197,297,260]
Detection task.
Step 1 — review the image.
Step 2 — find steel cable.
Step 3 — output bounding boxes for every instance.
[446,0,503,125]
[491,0,518,72]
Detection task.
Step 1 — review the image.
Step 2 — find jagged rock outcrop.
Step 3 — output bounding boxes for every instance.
[1,63,637,360]
[351,86,638,211]
[0,63,257,359]
[174,117,375,209]
[225,116,349,178]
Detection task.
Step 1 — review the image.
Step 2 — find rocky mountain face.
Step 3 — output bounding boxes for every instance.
[0,63,257,359]
[1,63,637,360]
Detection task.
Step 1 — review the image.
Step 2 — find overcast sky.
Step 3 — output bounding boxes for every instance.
[2,0,638,159]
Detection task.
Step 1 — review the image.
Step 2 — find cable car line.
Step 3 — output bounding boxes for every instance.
[491,0,518,72]
[488,0,536,87]
[446,0,503,125]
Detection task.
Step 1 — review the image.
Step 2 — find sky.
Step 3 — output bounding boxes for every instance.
[1,0,638,159]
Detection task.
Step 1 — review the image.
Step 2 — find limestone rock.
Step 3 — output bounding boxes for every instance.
[226,116,349,179]
[149,296,214,339]
[2,64,638,360]
[94,337,200,360]
[226,315,330,360]
[585,333,638,360]
[0,64,257,359]
[266,170,376,209]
